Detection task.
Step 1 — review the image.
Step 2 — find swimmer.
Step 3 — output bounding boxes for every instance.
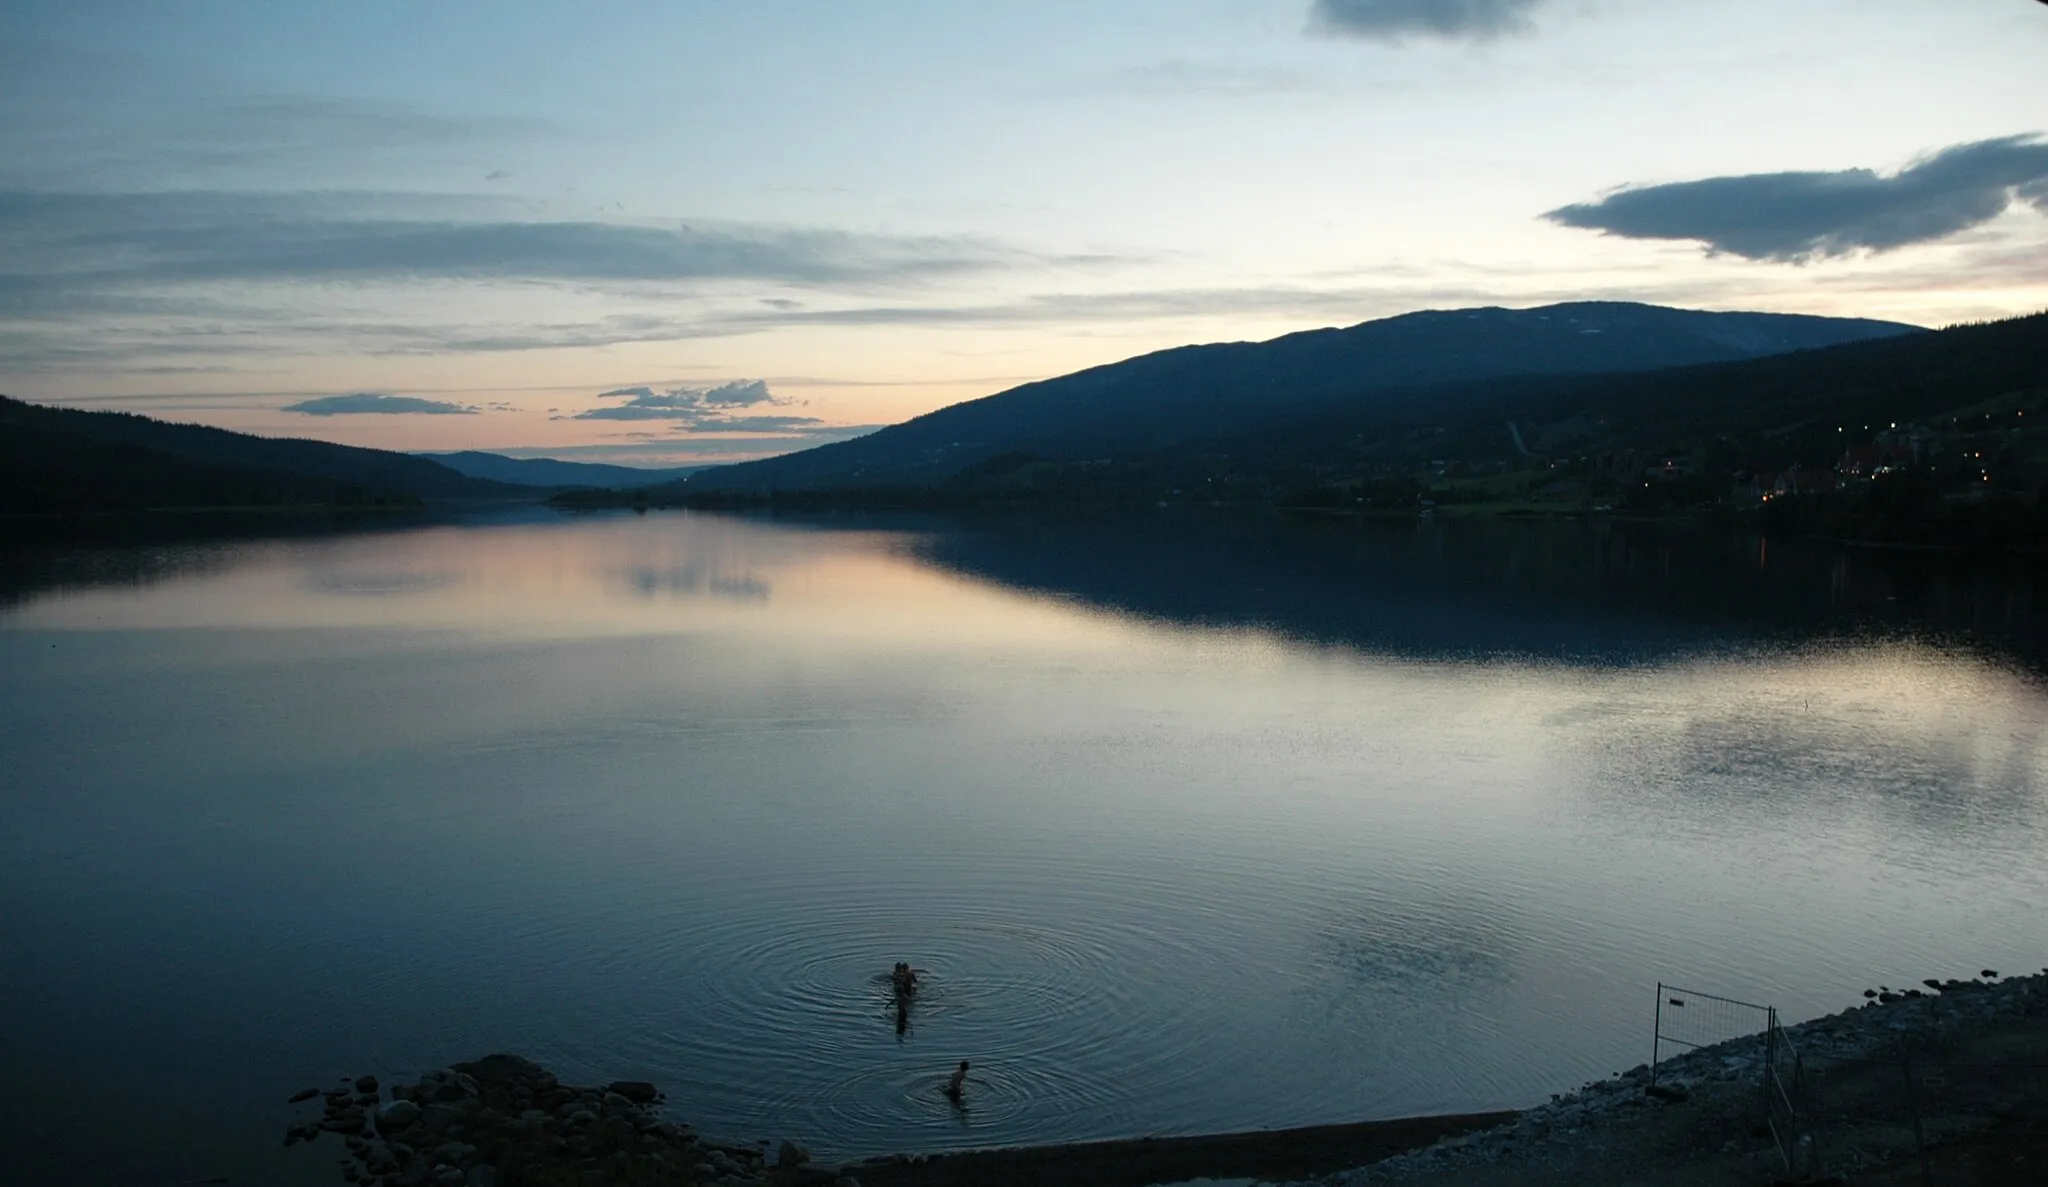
[891,962,919,997]
[946,1060,969,1103]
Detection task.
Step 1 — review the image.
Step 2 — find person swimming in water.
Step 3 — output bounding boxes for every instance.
[890,962,919,997]
[946,1060,969,1103]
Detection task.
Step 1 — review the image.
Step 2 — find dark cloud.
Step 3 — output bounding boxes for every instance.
[571,379,807,430]
[689,379,775,406]
[1309,0,1546,42]
[280,392,479,416]
[1545,134,2048,262]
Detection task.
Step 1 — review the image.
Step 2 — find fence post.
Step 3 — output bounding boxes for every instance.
[1762,1008,1777,1123]
[1650,982,1665,1090]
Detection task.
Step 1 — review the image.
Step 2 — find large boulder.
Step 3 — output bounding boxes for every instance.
[453,1054,548,1088]
[606,1079,660,1105]
[374,1099,423,1135]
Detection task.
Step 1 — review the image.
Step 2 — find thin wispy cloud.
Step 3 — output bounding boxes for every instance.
[20,249,2036,376]
[680,414,835,434]
[0,190,1029,291]
[1545,134,2048,262]
[0,86,552,188]
[0,188,1127,368]
[1308,0,1549,43]
[281,392,479,416]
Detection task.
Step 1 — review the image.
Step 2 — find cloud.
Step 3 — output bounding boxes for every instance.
[676,415,827,434]
[1545,134,2048,262]
[571,379,816,431]
[0,189,1138,366]
[1,84,553,189]
[0,190,1052,296]
[695,379,776,406]
[281,392,479,416]
[1308,0,1547,43]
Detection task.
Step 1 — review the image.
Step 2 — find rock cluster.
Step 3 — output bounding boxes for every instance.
[284,1053,861,1187]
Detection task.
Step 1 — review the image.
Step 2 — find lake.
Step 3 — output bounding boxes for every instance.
[3,507,2045,1186]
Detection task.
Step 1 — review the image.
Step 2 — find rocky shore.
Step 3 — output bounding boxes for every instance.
[283,1053,850,1187]
[1318,966,2048,1186]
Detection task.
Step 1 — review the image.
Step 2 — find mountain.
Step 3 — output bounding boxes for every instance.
[688,302,1921,492]
[0,396,523,513]
[417,451,706,488]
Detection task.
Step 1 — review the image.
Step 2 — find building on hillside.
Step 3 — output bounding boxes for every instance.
[1838,442,1909,478]
[1748,466,1840,502]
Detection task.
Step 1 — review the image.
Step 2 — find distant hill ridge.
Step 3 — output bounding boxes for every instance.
[418,451,706,488]
[689,301,1922,491]
[0,396,520,513]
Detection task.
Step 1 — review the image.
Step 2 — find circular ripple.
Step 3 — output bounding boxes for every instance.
[588,856,1232,1152]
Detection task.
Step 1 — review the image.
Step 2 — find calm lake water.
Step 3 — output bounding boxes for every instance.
[3,508,2046,1186]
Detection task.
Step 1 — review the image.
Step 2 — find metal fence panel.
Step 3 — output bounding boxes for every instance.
[1650,982,1774,1088]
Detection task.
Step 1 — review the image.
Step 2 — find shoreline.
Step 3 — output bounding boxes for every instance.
[840,1112,1514,1187]
[283,969,2046,1187]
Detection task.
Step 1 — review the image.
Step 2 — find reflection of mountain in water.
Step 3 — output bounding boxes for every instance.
[909,510,2048,668]
[0,506,550,610]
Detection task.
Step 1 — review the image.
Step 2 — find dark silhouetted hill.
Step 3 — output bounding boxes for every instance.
[0,396,522,513]
[688,302,1920,492]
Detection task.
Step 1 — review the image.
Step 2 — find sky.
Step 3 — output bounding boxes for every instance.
[3,0,2046,467]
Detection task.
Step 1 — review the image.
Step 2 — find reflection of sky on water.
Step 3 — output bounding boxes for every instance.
[7,508,2045,669]
[2,508,2046,1183]
[307,568,459,596]
[616,564,771,602]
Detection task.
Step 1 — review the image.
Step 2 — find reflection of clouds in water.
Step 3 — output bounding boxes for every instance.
[616,564,770,602]
[306,570,456,596]
[1287,898,1526,1087]
[1318,912,1514,995]
[1293,899,1518,1030]
[1553,644,2048,851]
